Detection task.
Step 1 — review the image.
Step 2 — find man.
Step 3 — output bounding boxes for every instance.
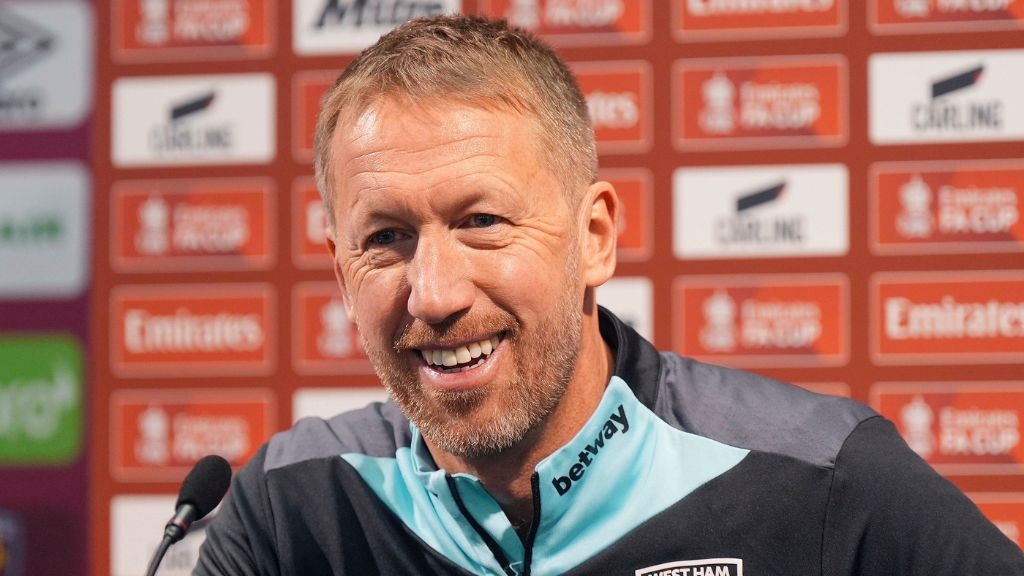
[195,15,1024,575]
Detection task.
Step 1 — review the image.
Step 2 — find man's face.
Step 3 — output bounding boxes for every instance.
[328,99,585,458]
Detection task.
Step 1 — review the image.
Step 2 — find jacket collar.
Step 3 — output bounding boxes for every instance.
[597,306,662,410]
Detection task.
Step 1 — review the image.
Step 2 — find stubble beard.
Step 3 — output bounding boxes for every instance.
[364,256,584,459]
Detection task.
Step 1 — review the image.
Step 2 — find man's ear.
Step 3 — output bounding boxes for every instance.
[325,231,355,316]
[581,180,619,288]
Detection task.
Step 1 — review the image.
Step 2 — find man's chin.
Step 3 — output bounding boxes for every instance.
[419,424,524,460]
[413,401,532,459]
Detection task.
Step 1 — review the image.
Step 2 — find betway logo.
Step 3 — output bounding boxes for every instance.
[552,404,629,495]
[315,0,445,28]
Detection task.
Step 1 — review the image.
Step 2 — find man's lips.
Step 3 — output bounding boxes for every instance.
[415,334,503,373]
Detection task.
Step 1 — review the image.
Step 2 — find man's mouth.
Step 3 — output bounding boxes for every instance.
[419,335,501,373]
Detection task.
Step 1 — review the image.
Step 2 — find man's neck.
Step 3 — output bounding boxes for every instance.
[427,322,616,537]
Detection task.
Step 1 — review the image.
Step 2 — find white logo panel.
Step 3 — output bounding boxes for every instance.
[673,164,848,259]
[0,162,90,299]
[292,387,389,422]
[294,0,460,55]
[870,49,1024,144]
[112,74,275,167]
[111,495,214,576]
[596,277,653,342]
[0,1,94,131]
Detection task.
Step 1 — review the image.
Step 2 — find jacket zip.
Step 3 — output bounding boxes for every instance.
[444,474,518,576]
[520,472,542,576]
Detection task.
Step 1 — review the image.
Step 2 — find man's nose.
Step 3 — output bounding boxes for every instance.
[406,235,474,325]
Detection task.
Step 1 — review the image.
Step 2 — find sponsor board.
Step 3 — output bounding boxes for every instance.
[0,1,93,131]
[872,271,1024,365]
[110,284,275,377]
[292,70,341,163]
[673,164,848,259]
[292,177,332,269]
[292,387,388,421]
[0,162,90,299]
[573,61,652,154]
[111,179,275,272]
[111,495,213,576]
[0,335,82,465]
[871,159,1024,255]
[674,55,847,150]
[479,0,651,46]
[596,277,653,342]
[970,493,1024,546]
[110,388,274,482]
[674,274,848,367]
[673,0,845,41]
[293,282,373,374]
[870,50,1024,145]
[112,73,275,167]
[870,0,1024,34]
[293,0,459,55]
[872,382,1024,475]
[0,509,25,576]
[601,168,653,261]
[112,0,273,61]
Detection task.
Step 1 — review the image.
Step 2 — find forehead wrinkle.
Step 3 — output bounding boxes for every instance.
[334,100,562,224]
[342,144,507,212]
[345,133,504,174]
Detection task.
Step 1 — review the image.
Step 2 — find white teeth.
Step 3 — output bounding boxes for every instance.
[421,335,501,367]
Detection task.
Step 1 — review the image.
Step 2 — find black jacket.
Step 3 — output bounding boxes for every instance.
[195,308,1024,575]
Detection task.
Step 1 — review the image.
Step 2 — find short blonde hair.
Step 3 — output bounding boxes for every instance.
[313,15,597,231]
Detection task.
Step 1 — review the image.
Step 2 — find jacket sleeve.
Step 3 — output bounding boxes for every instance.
[193,444,279,576]
[823,415,1024,575]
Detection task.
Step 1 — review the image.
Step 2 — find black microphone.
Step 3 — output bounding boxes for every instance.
[145,455,232,576]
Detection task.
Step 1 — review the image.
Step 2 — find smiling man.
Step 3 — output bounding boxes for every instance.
[195,15,1024,576]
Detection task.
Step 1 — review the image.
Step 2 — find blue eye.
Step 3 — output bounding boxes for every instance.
[369,230,397,245]
[470,214,498,228]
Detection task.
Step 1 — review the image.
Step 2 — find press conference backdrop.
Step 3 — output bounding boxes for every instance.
[1,1,1023,574]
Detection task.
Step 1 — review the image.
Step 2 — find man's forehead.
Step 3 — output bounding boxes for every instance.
[337,96,536,146]
[332,99,543,178]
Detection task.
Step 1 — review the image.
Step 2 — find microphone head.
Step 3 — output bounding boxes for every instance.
[176,454,232,520]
